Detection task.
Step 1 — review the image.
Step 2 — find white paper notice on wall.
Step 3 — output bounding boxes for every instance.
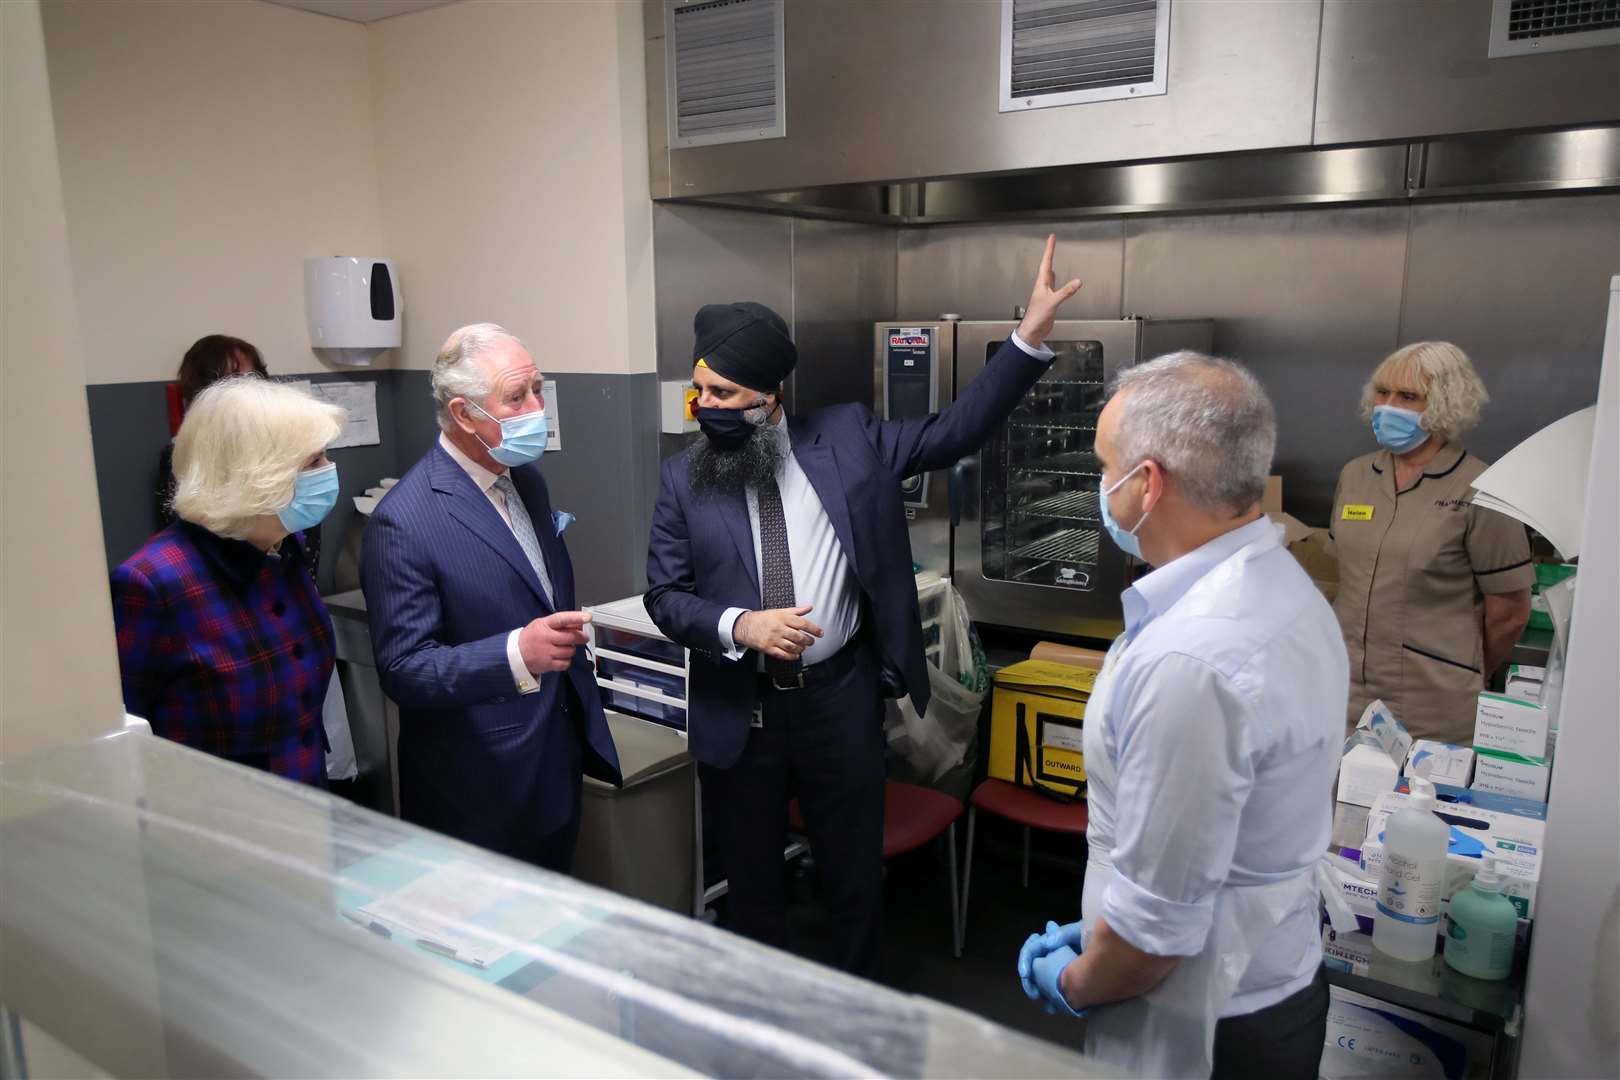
[543,380,561,452]
[286,379,380,449]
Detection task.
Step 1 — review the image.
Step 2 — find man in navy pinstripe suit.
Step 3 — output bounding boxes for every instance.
[362,324,620,871]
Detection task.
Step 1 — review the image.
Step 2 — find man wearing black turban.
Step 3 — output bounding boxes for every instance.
[646,237,1082,976]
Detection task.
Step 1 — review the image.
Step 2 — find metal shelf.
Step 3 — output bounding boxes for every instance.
[1012,450,1102,476]
[1008,527,1101,566]
[1010,411,1101,433]
[1015,490,1100,521]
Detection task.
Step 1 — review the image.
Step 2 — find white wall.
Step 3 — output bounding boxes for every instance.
[40,0,389,384]
[370,0,655,375]
[1,0,124,756]
[1519,278,1620,1079]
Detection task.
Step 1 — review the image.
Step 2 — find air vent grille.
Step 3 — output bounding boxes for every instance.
[1001,0,1170,112]
[1489,0,1620,56]
[667,0,785,148]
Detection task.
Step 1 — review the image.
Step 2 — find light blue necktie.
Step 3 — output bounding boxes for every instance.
[493,474,554,607]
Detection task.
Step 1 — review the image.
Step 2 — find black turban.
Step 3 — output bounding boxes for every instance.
[691,301,797,393]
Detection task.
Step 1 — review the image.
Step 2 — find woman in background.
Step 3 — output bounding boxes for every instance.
[156,334,266,518]
[114,378,346,784]
[1330,341,1533,745]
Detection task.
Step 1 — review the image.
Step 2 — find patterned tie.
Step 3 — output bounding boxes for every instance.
[756,476,800,678]
[492,474,555,607]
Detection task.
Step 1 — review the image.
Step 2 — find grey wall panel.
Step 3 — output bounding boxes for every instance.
[650,0,1321,198]
[896,220,1126,323]
[1398,195,1620,467]
[653,203,793,381]
[790,218,896,413]
[1122,207,1411,525]
[1315,0,1620,146]
[532,372,661,604]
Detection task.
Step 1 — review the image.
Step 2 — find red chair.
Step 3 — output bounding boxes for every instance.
[789,780,966,955]
[958,778,1088,957]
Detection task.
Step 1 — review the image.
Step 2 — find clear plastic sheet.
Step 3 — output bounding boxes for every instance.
[0,731,1112,1078]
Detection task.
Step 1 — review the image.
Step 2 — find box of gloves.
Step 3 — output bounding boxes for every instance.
[1360,788,1544,920]
[1336,700,1411,808]
[1404,740,1475,787]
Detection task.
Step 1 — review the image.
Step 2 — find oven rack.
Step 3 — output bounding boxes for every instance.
[1014,490,1101,521]
[1008,527,1101,566]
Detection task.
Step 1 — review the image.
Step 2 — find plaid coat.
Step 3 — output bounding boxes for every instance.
[111,520,334,785]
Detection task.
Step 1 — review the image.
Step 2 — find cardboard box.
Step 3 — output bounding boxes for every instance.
[1472,749,1552,802]
[1405,739,1475,787]
[1321,986,1492,1079]
[1394,777,1546,821]
[1474,692,1550,759]
[1504,663,1545,703]
[1028,641,1108,669]
[1262,474,1283,513]
[1263,509,1340,602]
[1361,789,1544,919]
[1338,743,1401,808]
[988,660,1094,799]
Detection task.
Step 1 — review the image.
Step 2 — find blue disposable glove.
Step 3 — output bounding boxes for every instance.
[1016,919,1086,1017]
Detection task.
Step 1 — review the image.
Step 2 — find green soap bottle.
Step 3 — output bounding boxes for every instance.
[1444,856,1517,981]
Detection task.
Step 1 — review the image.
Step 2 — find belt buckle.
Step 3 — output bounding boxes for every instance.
[770,669,807,691]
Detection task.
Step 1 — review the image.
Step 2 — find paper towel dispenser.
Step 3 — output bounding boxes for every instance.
[304,256,402,366]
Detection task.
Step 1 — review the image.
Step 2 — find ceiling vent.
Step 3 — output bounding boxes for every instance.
[1488,0,1620,57]
[666,0,785,148]
[1000,0,1170,113]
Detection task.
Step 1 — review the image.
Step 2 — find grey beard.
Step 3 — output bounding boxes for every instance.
[686,422,784,498]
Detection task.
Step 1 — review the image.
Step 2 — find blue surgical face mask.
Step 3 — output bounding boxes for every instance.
[1371,404,1429,454]
[1098,462,1152,559]
[278,462,339,533]
[465,399,548,467]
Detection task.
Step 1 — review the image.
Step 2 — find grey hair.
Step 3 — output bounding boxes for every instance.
[431,322,525,431]
[1109,351,1277,516]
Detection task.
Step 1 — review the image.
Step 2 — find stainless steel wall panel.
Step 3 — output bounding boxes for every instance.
[652,203,793,382]
[1122,207,1411,524]
[1315,0,1620,146]
[1398,194,1620,467]
[650,0,1321,198]
[790,218,897,414]
[896,220,1126,324]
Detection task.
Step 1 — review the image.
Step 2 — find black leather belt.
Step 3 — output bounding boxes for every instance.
[758,635,862,692]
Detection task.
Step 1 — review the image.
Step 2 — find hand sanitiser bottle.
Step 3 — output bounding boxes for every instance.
[1444,857,1518,980]
[1374,777,1448,961]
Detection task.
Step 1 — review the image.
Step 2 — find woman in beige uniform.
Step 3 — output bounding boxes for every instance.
[1331,341,1533,744]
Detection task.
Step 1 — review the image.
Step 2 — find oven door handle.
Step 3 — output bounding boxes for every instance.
[948,458,972,529]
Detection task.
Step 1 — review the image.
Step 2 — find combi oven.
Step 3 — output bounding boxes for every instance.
[874,318,1214,640]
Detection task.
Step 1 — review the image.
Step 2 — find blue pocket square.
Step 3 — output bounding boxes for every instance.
[552,510,576,536]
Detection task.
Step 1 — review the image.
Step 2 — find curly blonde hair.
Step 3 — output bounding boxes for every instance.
[1359,341,1489,443]
[172,377,346,539]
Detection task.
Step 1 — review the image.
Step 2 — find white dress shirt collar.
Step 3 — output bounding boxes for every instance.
[1122,515,1276,639]
[439,431,503,494]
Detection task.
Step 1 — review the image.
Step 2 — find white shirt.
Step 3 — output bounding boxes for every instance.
[1084,515,1347,1016]
[438,433,544,696]
[716,331,1055,664]
[718,417,862,665]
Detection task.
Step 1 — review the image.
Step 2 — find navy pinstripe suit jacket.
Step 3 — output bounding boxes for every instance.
[361,442,620,856]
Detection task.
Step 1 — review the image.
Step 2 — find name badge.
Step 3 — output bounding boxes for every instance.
[1342,504,1375,521]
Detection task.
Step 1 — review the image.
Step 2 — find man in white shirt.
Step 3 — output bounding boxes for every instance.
[647,238,1082,975]
[362,324,620,872]
[1017,352,1346,1078]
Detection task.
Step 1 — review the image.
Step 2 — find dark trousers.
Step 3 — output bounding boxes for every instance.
[520,814,582,874]
[699,641,886,978]
[1210,970,1330,1080]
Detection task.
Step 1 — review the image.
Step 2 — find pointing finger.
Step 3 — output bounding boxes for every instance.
[1038,233,1056,287]
[1056,278,1082,302]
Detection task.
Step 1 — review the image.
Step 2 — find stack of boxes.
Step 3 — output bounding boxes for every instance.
[1472,689,1554,803]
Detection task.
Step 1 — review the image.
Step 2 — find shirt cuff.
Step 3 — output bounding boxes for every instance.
[1101,869,1215,958]
[507,629,541,695]
[718,607,749,661]
[1010,330,1056,361]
